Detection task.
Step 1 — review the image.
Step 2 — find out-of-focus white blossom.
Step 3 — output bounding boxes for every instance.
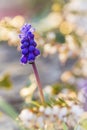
[71,105,84,117]
[43,85,52,94]
[20,83,36,98]
[78,90,85,103]
[59,107,68,120]
[37,12,62,32]
[44,107,52,116]
[52,106,59,116]
[19,109,34,121]
[39,106,45,113]
[44,44,57,56]
[47,32,56,40]
[36,116,44,128]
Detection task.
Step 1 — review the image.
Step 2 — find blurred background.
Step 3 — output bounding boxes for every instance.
[0,0,87,130]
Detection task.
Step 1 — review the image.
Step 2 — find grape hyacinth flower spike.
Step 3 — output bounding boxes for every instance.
[19,23,44,103]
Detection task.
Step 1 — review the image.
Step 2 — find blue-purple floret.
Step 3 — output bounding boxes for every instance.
[19,24,40,64]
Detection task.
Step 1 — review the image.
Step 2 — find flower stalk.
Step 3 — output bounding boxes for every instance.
[32,62,44,103]
[19,23,45,103]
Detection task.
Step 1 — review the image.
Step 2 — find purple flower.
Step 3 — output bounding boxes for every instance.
[77,78,87,110]
[77,79,87,90]
[19,24,40,64]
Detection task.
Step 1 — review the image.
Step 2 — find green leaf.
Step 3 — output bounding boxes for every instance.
[0,98,18,119]
[52,83,63,94]
[0,98,26,130]
[44,93,52,107]
[72,32,82,47]
[74,124,78,130]
[56,32,65,43]
[52,82,77,95]
[28,100,41,108]
[78,113,87,130]
[62,123,68,130]
[0,74,12,89]
[80,119,87,130]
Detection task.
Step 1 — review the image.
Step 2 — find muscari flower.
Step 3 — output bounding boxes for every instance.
[19,24,40,64]
[19,24,44,103]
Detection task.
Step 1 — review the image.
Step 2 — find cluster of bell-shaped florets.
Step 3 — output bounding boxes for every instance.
[19,24,40,64]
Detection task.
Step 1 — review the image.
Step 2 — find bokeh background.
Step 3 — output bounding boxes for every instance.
[0,0,87,130]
